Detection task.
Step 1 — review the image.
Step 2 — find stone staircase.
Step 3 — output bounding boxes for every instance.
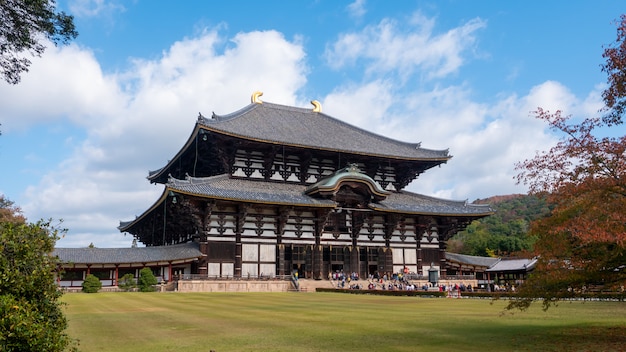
[296,279,369,292]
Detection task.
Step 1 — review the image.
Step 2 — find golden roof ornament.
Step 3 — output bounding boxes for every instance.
[251,91,263,104]
[311,100,322,112]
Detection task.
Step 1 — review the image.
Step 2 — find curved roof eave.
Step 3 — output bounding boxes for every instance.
[199,125,452,162]
[118,189,170,233]
[367,205,494,217]
[147,123,206,182]
[120,177,493,233]
[198,101,452,162]
[168,175,337,208]
[369,190,495,217]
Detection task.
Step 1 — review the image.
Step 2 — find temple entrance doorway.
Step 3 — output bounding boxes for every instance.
[331,264,343,272]
[292,264,305,279]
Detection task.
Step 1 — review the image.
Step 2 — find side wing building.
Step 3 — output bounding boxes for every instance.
[118,93,493,281]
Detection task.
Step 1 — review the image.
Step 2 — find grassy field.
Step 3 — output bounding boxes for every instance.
[62,292,626,352]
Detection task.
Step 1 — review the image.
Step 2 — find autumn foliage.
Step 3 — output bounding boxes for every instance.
[516,109,626,245]
[511,16,626,309]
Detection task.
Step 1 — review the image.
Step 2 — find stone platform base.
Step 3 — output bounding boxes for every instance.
[176,280,292,293]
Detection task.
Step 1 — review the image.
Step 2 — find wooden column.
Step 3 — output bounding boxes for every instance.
[277,244,285,276]
[349,246,359,276]
[415,221,427,276]
[439,239,447,279]
[235,204,249,278]
[313,209,331,279]
[350,210,363,277]
[305,245,313,279]
[276,207,290,277]
[197,242,208,276]
[312,244,322,280]
[378,247,393,276]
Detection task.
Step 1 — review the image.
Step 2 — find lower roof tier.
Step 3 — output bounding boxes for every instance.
[119,174,492,246]
[54,242,202,266]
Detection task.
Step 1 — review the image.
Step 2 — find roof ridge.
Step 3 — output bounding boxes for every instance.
[202,100,449,155]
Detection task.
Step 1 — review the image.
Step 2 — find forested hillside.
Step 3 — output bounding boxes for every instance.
[447,194,551,257]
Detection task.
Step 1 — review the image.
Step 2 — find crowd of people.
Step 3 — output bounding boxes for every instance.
[329,269,477,293]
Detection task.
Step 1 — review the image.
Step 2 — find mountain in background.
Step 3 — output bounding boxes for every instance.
[447,194,552,257]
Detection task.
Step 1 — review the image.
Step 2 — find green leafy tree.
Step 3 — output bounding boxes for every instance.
[450,195,546,256]
[0,215,77,351]
[82,274,102,293]
[138,267,158,292]
[0,0,78,84]
[117,273,136,292]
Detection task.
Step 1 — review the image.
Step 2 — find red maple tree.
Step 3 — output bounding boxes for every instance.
[511,16,626,309]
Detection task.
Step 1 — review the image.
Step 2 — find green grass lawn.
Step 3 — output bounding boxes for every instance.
[62,292,626,352]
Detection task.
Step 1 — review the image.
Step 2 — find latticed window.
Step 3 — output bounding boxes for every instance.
[330,247,344,262]
[292,245,306,262]
[367,248,378,262]
[90,270,110,280]
[324,212,348,233]
[61,271,83,280]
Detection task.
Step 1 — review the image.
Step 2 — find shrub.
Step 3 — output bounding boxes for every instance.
[118,273,136,292]
[138,268,158,292]
[82,274,102,293]
[0,218,78,351]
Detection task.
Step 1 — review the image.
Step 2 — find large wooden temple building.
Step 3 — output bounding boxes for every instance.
[113,92,493,281]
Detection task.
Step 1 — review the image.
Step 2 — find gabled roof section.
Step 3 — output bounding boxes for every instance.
[118,188,171,233]
[305,164,390,201]
[147,122,226,183]
[370,190,494,216]
[486,258,538,272]
[445,252,500,268]
[199,101,451,161]
[53,242,202,265]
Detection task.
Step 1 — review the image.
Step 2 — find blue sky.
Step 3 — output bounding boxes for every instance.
[1,0,624,247]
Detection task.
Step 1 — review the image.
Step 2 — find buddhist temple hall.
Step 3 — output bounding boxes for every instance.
[118,92,493,280]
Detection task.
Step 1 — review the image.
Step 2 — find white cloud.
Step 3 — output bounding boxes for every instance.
[322,80,394,129]
[319,80,563,202]
[1,13,598,249]
[324,12,486,81]
[10,29,307,247]
[0,43,126,132]
[347,0,367,19]
[68,0,126,18]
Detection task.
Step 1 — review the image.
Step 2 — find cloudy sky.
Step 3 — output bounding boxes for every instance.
[1,1,624,248]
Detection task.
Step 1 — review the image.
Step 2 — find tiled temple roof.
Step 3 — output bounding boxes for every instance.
[166,175,492,216]
[53,242,202,265]
[169,175,336,207]
[199,101,450,161]
[371,191,493,216]
[486,258,538,272]
[445,252,500,268]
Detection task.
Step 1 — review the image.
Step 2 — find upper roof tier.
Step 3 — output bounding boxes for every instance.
[199,100,450,161]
